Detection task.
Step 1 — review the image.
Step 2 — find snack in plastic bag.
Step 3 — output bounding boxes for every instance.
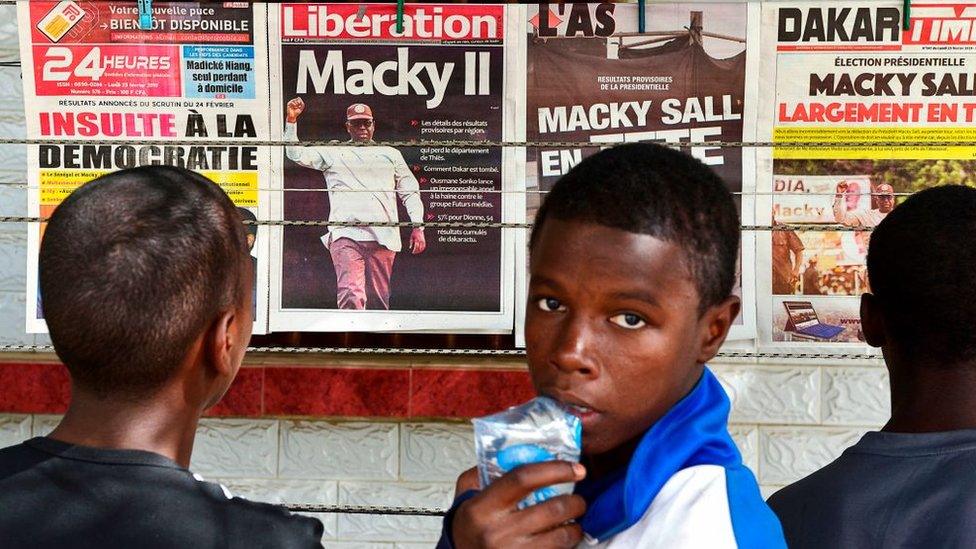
[472,396,583,509]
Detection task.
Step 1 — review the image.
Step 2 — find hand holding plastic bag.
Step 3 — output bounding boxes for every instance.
[473,396,583,509]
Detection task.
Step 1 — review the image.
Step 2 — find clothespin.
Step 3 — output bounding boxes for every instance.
[638,0,646,33]
[396,0,405,34]
[903,0,911,31]
[137,0,152,30]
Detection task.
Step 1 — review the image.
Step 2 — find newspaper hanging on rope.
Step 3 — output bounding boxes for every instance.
[513,2,760,346]
[17,1,273,334]
[756,0,976,347]
[268,3,519,333]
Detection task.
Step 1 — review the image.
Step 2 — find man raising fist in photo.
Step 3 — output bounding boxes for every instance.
[284,97,426,310]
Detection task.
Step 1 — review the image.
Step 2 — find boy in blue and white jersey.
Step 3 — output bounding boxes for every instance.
[438,144,786,548]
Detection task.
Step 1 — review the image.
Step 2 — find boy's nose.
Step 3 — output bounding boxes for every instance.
[549,317,599,379]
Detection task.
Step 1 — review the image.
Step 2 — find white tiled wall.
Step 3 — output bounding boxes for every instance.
[0,4,892,546]
[336,481,452,542]
[822,367,891,426]
[280,421,400,481]
[0,414,30,447]
[399,423,474,482]
[715,365,822,424]
[194,418,280,478]
[759,425,869,486]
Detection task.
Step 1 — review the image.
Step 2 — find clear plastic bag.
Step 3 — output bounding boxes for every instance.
[472,396,583,509]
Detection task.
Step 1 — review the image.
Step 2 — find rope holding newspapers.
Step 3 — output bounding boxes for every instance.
[0,344,884,361]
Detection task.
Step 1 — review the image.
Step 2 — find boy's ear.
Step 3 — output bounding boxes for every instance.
[205,310,242,385]
[860,293,887,348]
[697,296,741,363]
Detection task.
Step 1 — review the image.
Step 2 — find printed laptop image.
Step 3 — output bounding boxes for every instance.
[782,301,845,340]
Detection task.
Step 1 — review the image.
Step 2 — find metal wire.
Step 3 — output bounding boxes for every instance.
[0,183,920,198]
[245,346,526,356]
[0,216,874,232]
[282,503,445,516]
[0,344,882,360]
[716,351,881,360]
[1,137,974,148]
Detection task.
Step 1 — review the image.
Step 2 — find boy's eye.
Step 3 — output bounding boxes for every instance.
[536,297,566,313]
[609,313,646,329]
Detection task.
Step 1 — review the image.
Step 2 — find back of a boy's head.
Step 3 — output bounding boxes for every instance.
[39,166,249,397]
[868,185,976,365]
[531,143,740,311]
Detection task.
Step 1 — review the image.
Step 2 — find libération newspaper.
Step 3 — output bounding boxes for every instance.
[757,1,976,347]
[514,1,760,346]
[18,0,272,333]
[267,3,519,333]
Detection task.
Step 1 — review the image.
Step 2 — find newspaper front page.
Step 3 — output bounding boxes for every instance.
[757,1,976,347]
[18,0,272,334]
[268,3,519,332]
[514,2,760,346]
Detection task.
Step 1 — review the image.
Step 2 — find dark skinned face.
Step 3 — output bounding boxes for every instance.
[877,193,895,213]
[346,118,374,142]
[526,219,737,457]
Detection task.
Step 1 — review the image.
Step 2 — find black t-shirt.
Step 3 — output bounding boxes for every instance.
[0,437,323,548]
[769,430,976,549]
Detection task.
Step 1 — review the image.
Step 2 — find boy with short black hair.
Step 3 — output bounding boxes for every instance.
[0,166,322,548]
[769,184,976,547]
[438,143,785,548]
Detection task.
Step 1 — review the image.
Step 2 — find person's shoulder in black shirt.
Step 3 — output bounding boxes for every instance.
[5,167,322,547]
[770,186,976,548]
[0,438,322,548]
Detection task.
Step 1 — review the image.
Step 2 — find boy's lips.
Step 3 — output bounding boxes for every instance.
[545,391,600,419]
[564,404,597,421]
